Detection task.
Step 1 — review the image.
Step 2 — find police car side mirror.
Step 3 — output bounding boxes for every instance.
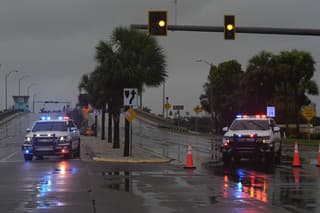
[26,128,31,133]
[222,127,228,132]
[70,127,77,133]
[273,126,280,132]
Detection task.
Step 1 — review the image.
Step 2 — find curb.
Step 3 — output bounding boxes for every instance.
[92,157,173,163]
[83,142,173,163]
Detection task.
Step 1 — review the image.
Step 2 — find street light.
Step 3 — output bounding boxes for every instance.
[27,83,36,96]
[195,59,212,67]
[32,92,39,113]
[5,70,19,110]
[18,75,30,96]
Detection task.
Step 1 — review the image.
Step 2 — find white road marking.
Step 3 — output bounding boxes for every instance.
[0,150,19,162]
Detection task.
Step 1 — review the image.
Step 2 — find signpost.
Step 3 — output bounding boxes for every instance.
[302,105,316,141]
[173,105,184,110]
[267,106,275,117]
[193,105,202,131]
[164,102,171,118]
[123,88,138,107]
[123,88,138,157]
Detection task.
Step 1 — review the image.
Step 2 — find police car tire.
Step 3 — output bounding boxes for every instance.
[76,143,81,157]
[64,145,74,159]
[24,154,33,161]
[222,153,231,164]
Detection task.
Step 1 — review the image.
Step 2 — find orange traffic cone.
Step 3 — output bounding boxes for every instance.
[293,168,301,184]
[184,144,196,169]
[292,141,301,167]
[316,144,320,167]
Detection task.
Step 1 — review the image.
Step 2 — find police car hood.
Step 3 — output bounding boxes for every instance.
[26,131,69,137]
[224,130,271,137]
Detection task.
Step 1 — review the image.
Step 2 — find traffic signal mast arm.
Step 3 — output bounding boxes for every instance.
[131,24,320,36]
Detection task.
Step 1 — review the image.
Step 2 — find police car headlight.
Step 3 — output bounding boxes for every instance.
[261,136,271,143]
[59,136,68,141]
[24,137,32,143]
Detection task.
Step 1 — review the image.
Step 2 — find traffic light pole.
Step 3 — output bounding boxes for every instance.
[131,24,320,36]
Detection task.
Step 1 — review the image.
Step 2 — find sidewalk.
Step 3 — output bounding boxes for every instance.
[81,136,173,163]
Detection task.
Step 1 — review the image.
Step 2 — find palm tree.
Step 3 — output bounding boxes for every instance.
[94,26,167,154]
[79,70,109,140]
[242,51,277,112]
[277,49,318,132]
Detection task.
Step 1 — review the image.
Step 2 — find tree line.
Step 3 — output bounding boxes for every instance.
[200,50,318,133]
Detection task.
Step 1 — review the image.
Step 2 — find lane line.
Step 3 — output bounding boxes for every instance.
[0,150,19,162]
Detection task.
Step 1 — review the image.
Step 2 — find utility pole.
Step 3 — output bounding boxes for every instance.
[5,70,19,110]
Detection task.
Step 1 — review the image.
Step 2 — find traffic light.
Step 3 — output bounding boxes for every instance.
[224,15,235,40]
[148,10,167,36]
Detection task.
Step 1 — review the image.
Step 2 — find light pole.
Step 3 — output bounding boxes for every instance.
[32,93,38,113]
[5,70,19,110]
[18,75,30,96]
[195,59,212,67]
[27,83,36,96]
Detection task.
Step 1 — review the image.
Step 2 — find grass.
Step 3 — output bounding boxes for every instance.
[283,138,320,146]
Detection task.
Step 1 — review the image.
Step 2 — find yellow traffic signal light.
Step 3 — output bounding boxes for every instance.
[148,10,167,36]
[224,15,235,40]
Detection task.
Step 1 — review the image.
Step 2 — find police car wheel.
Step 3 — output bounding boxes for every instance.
[222,153,231,164]
[24,154,33,161]
[64,145,74,159]
[75,143,80,157]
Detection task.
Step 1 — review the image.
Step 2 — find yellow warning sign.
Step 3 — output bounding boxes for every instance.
[125,108,137,122]
[164,102,171,110]
[302,106,316,121]
[194,105,202,114]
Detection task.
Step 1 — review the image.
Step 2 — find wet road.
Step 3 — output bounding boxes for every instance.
[0,113,319,212]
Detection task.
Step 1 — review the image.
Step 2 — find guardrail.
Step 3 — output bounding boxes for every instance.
[0,110,21,121]
[136,108,174,127]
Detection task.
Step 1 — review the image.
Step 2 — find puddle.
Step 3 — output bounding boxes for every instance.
[100,171,133,192]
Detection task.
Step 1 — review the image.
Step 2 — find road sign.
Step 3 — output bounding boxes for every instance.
[267,106,275,117]
[173,105,184,110]
[164,102,171,110]
[125,108,137,122]
[123,88,138,107]
[302,106,316,121]
[194,105,202,114]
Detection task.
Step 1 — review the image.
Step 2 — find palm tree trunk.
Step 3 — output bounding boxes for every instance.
[112,112,120,148]
[101,107,105,140]
[108,109,112,143]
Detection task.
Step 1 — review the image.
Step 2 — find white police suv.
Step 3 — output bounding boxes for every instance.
[22,116,80,161]
[221,114,281,164]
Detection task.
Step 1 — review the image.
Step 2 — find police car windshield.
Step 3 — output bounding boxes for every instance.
[229,119,269,131]
[32,121,68,132]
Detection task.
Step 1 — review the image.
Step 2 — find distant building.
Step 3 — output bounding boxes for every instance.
[12,96,29,112]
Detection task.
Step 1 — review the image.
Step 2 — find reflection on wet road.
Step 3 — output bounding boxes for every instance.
[0,160,92,213]
[206,161,320,212]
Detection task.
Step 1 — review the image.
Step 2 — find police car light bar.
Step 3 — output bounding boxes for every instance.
[236,114,266,118]
[40,116,51,120]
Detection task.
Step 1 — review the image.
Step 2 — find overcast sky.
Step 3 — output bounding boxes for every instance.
[1,0,320,115]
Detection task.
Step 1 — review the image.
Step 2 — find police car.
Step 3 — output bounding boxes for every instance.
[22,116,81,161]
[221,114,282,164]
